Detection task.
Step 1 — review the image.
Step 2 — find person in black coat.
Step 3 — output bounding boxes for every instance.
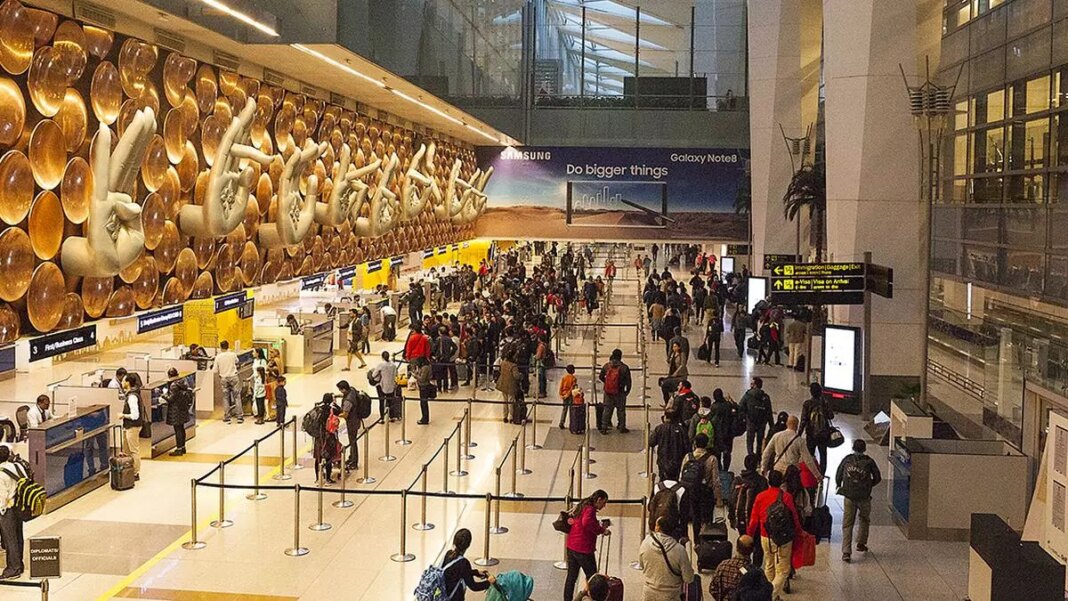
[440,529,494,600]
[162,368,192,456]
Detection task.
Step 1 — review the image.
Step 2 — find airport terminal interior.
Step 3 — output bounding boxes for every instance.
[0,0,1066,600]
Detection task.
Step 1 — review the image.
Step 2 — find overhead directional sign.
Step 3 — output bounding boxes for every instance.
[770,262,866,305]
[763,254,800,272]
[866,263,894,299]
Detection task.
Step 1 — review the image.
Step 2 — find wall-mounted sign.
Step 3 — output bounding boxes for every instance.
[214,292,247,313]
[823,325,861,394]
[391,256,404,266]
[238,299,255,320]
[301,273,328,290]
[28,536,61,579]
[727,244,750,256]
[137,306,184,334]
[423,249,434,259]
[746,276,767,314]
[866,263,894,299]
[338,266,357,284]
[770,262,866,305]
[367,260,383,273]
[30,326,97,362]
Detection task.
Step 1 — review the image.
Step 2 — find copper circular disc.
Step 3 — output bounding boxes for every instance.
[215,243,235,292]
[57,292,83,329]
[28,119,66,190]
[105,285,135,317]
[142,134,167,191]
[0,0,34,75]
[83,25,112,59]
[118,39,153,98]
[213,97,232,124]
[195,64,216,114]
[175,140,197,191]
[239,241,260,286]
[154,220,180,273]
[255,173,272,215]
[299,256,314,276]
[159,167,180,218]
[142,192,166,250]
[28,190,62,260]
[225,223,246,249]
[0,76,24,146]
[132,255,157,309]
[0,302,18,343]
[54,88,87,152]
[200,113,223,165]
[261,260,279,284]
[80,276,112,318]
[59,157,92,224]
[163,53,195,108]
[0,226,32,302]
[178,94,199,137]
[27,47,65,117]
[160,278,183,306]
[90,61,120,125]
[27,261,64,332]
[163,108,186,164]
[191,236,214,269]
[190,271,213,299]
[174,247,196,290]
[218,70,238,96]
[277,262,293,281]
[0,150,33,224]
[53,20,86,84]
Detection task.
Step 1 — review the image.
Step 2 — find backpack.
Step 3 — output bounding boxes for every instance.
[302,405,324,438]
[765,491,796,545]
[367,369,381,386]
[486,571,535,601]
[1,464,46,521]
[680,452,707,490]
[808,402,830,441]
[730,478,762,532]
[751,390,772,425]
[543,349,556,369]
[355,391,373,420]
[729,402,747,437]
[649,482,683,534]
[413,556,464,601]
[660,422,690,473]
[603,364,622,395]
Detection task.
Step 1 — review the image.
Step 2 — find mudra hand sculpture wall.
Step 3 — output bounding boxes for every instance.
[258,140,328,247]
[60,107,156,277]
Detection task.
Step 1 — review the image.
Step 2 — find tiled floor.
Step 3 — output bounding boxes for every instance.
[0,254,970,600]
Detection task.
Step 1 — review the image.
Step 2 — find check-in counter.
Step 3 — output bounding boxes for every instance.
[889,438,1030,540]
[26,405,110,511]
[254,317,335,374]
[140,373,197,457]
[968,513,1064,601]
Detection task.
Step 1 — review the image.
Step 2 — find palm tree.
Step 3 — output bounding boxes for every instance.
[735,165,752,268]
[783,162,827,262]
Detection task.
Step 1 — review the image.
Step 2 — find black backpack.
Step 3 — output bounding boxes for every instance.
[648,482,683,534]
[765,490,796,545]
[301,405,324,438]
[751,391,772,424]
[680,452,707,490]
[355,391,373,420]
[660,422,690,474]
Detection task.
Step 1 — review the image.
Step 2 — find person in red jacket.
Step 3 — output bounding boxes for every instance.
[564,490,610,601]
[746,470,803,599]
[403,323,431,362]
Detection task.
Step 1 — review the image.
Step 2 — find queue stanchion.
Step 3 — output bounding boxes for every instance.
[333,452,354,508]
[442,437,452,495]
[290,417,303,470]
[40,578,48,601]
[451,421,468,477]
[380,409,396,461]
[518,420,532,475]
[247,440,267,500]
[465,398,478,450]
[583,403,597,470]
[210,462,233,528]
[475,492,500,567]
[490,467,507,535]
[284,485,309,556]
[553,490,572,570]
[527,401,542,451]
[630,495,648,571]
[181,479,206,550]
[273,422,291,481]
[396,392,411,446]
[413,466,434,531]
[390,490,416,562]
[507,438,524,497]
[358,425,376,484]
[639,403,651,479]
[309,465,332,531]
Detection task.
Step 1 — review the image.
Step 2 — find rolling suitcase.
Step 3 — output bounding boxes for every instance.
[569,403,586,434]
[388,389,403,420]
[809,477,833,542]
[696,539,732,572]
[598,533,624,601]
[110,426,135,491]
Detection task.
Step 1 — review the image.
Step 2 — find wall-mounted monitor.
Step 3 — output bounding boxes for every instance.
[747,277,767,314]
[823,325,861,394]
[721,256,735,276]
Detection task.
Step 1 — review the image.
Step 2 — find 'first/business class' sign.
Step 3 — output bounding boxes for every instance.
[29,326,97,362]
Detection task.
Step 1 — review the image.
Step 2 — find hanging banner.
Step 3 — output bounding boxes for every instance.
[474,146,749,241]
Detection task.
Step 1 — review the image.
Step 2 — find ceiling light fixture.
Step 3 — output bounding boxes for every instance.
[291,44,386,88]
[465,123,500,143]
[391,88,463,126]
[198,0,279,37]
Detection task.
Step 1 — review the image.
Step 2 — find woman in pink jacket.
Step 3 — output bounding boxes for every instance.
[564,490,610,601]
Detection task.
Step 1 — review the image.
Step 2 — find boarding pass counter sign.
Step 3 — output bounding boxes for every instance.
[29,325,97,362]
[137,306,184,333]
[29,536,61,579]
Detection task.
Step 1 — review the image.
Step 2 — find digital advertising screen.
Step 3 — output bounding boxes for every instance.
[823,325,860,393]
[720,256,736,275]
[746,277,767,314]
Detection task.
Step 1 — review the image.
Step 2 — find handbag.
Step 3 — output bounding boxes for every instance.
[553,510,573,533]
[791,531,817,569]
[826,426,845,448]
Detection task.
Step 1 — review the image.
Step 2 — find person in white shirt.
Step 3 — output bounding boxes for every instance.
[0,444,25,579]
[368,351,399,422]
[107,367,127,389]
[25,395,52,428]
[380,302,397,342]
[214,340,242,424]
[120,373,144,479]
[761,415,822,480]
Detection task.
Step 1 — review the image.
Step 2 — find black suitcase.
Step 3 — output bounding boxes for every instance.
[512,399,528,424]
[795,354,806,372]
[569,404,586,434]
[700,520,729,543]
[810,505,833,542]
[696,539,732,572]
[388,390,403,419]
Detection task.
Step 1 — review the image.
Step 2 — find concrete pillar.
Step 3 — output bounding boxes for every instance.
[823,0,931,399]
[746,0,820,274]
[694,0,747,97]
